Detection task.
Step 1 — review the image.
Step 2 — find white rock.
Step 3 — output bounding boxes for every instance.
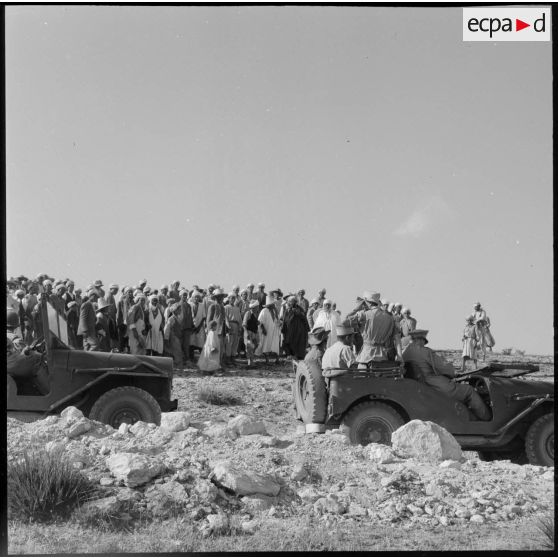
[290,464,308,481]
[160,412,191,433]
[241,495,275,511]
[118,423,129,435]
[106,452,163,487]
[205,513,229,535]
[129,421,153,437]
[369,443,399,464]
[392,420,463,463]
[211,461,280,496]
[439,459,462,470]
[67,419,92,439]
[228,415,267,436]
[313,494,345,515]
[60,406,84,425]
[240,519,258,534]
[298,486,323,503]
[470,514,484,523]
[542,470,554,480]
[99,477,113,486]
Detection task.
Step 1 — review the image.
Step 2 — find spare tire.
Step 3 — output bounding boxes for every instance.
[293,360,327,424]
[525,413,554,466]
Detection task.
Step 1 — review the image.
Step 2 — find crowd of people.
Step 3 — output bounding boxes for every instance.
[7,273,498,421]
[6,274,420,373]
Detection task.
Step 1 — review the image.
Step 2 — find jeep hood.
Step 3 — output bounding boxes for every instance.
[65,349,173,376]
[491,376,554,397]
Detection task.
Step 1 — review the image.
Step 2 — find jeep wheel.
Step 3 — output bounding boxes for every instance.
[343,401,405,446]
[89,386,162,428]
[293,360,327,424]
[525,413,554,466]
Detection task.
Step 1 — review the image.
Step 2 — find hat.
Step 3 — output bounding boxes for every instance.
[402,307,410,314]
[150,295,159,303]
[380,299,388,306]
[249,299,259,309]
[474,302,481,307]
[232,285,240,291]
[336,324,354,337]
[240,288,247,294]
[258,282,265,287]
[319,288,326,294]
[87,288,98,298]
[42,279,52,286]
[208,283,217,290]
[265,295,275,306]
[143,287,152,294]
[65,279,74,286]
[247,283,254,288]
[387,303,395,312]
[55,283,66,292]
[323,299,333,306]
[213,288,226,298]
[394,302,402,308]
[161,284,169,290]
[109,283,119,290]
[308,333,325,345]
[191,290,202,299]
[123,286,132,294]
[139,278,147,285]
[466,315,474,322]
[363,291,381,304]
[171,280,180,286]
[298,289,305,295]
[15,289,25,297]
[309,327,330,344]
[409,329,429,343]
[94,280,103,287]
[179,289,189,297]
[96,298,110,311]
[309,298,318,305]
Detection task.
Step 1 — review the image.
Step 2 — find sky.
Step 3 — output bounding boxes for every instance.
[5,5,553,354]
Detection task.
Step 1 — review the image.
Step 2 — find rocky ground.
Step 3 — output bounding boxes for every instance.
[7,351,555,553]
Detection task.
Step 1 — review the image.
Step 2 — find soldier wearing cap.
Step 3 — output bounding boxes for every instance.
[402,329,491,421]
[95,298,114,352]
[321,324,357,377]
[346,291,401,366]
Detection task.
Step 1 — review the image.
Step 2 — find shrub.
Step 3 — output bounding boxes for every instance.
[198,384,243,406]
[536,514,554,550]
[8,451,97,522]
[501,347,513,355]
[514,349,526,356]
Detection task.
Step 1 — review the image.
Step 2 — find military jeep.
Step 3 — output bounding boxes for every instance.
[293,359,554,466]
[7,298,178,427]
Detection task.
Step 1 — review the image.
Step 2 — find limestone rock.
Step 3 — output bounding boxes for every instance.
[118,423,130,435]
[298,486,323,503]
[60,406,84,426]
[470,514,484,523]
[145,480,189,517]
[392,420,463,463]
[160,412,191,433]
[129,421,154,437]
[67,419,92,439]
[228,415,267,436]
[240,519,258,534]
[106,452,163,487]
[290,464,308,481]
[45,440,67,454]
[313,494,346,515]
[193,478,219,503]
[211,461,280,496]
[440,459,462,470]
[241,495,275,512]
[202,513,230,537]
[369,443,399,464]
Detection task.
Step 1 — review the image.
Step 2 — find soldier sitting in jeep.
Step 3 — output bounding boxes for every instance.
[402,329,491,420]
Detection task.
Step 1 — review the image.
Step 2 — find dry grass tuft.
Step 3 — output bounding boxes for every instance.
[536,514,555,550]
[197,384,243,406]
[8,451,97,522]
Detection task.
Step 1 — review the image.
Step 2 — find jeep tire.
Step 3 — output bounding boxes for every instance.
[525,413,554,466]
[343,401,405,446]
[89,386,162,428]
[293,360,327,424]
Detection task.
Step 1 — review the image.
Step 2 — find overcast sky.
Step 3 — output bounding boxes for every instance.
[5,5,553,354]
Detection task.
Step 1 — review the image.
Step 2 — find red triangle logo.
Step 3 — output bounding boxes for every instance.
[516,19,530,31]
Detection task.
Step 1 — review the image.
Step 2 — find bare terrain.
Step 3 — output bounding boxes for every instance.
[7,351,554,554]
